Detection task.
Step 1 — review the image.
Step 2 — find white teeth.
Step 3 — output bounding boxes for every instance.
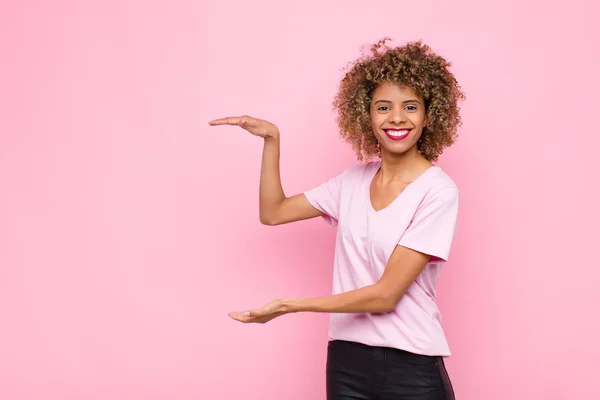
[386,130,409,137]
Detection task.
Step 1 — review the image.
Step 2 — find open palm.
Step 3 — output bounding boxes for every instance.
[228,299,288,324]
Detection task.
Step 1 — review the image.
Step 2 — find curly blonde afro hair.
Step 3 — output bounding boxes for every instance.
[333,38,465,162]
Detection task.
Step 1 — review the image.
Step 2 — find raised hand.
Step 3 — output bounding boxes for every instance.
[208,115,279,139]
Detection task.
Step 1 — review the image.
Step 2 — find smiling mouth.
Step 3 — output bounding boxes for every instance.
[383,129,411,140]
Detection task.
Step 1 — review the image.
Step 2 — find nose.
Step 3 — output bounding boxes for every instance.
[388,108,406,124]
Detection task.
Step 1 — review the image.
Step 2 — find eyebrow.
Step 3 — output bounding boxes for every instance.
[374,99,421,105]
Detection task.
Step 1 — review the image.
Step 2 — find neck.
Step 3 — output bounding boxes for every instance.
[377,146,431,184]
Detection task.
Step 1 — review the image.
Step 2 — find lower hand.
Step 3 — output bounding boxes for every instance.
[228,299,289,324]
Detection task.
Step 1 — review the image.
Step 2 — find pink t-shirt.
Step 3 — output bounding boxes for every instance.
[304,160,459,356]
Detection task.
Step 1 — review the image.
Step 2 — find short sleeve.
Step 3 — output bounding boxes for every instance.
[303,171,344,227]
[398,187,459,261]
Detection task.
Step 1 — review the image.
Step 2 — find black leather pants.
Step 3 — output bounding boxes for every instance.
[326,340,455,400]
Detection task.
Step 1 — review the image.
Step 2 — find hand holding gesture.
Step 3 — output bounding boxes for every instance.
[228,299,289,324]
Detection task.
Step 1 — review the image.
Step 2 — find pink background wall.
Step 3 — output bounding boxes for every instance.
[1,0,598,399]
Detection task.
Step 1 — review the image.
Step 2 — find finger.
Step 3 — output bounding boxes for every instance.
[228,310,257,322]
[208,117,241,126]
[208,116,255,127]
[228,311,247,322]
[231,310,252,317]
[248,307,270,318]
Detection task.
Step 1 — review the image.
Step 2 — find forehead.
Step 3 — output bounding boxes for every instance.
[372,82,421,100]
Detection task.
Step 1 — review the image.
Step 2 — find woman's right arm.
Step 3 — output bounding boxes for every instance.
[209,115,323,225]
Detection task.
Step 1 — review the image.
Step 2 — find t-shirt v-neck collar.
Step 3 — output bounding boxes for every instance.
[367,161,438,214]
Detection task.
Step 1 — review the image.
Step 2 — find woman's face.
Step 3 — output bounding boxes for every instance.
[370,82,427,157]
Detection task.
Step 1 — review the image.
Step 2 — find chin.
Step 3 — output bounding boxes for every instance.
[382,143,413,155]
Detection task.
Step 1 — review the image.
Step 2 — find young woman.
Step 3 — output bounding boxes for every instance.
[209,39,464,400]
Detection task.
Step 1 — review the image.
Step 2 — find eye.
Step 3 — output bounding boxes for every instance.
[377,105,391,112]
[405,105,418,112]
